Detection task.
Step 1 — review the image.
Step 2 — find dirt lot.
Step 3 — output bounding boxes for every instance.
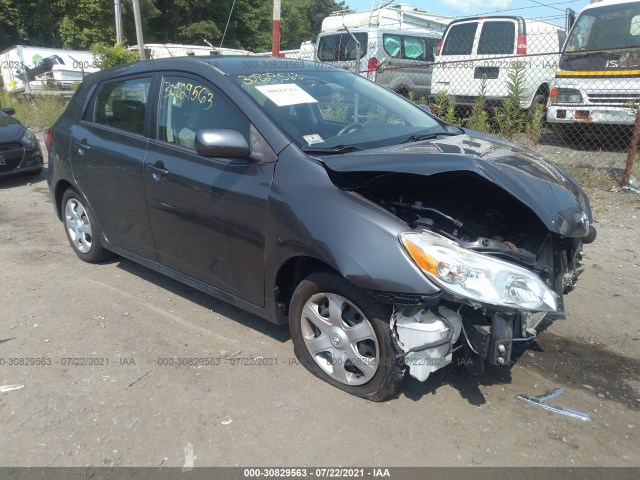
[0,139,639,468]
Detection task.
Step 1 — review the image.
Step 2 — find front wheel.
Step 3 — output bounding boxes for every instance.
[289,272,405,401]
[62,188,114,263]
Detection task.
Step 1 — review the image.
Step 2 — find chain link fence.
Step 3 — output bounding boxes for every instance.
[315,15,640,184]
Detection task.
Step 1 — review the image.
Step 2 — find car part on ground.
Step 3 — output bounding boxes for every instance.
[516,387,592,421]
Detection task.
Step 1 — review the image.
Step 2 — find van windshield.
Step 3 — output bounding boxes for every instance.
[232,69,444,151]
[318,32,368,61]
[566,3,640,51]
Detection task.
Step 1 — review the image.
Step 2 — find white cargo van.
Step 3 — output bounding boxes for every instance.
[432,16,566,112]
[316,5,452,98]
[547,0,640,129]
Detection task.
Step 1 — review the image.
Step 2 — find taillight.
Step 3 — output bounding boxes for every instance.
[368,56,378,72]
[436,39,443,56]
[45,128,52,150]
[517,34,527,55]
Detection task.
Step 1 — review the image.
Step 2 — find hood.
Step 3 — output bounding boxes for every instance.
[0,114,25,141]
[320,132,592,238]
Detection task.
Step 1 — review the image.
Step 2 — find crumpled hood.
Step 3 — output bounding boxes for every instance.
[320,132,593,238]
[0,115,25,141]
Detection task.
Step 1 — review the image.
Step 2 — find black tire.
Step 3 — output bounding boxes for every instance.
[289,272,405,401]
[61,188,114,263]
[526,93,547,121]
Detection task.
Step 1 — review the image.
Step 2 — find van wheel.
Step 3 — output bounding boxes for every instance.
[396,87,409,98]
[289,272,405,401]
[61,188,114,263]
[526,94,547,120]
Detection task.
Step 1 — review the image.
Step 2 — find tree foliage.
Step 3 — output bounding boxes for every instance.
[0,0,345,53]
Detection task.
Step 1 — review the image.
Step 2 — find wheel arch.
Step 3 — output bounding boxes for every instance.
[273,255,339,324]
[54,179,74,220]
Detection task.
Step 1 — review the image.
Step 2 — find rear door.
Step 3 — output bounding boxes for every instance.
[433,18,519,101]
[379,33,439,97]
[433,20,480,99]
[474,19,518,98]
[143,72,276,306]
[70,74,156,259]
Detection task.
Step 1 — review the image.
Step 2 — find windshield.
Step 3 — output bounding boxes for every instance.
[232,69,443,151]
[566,3,640,51]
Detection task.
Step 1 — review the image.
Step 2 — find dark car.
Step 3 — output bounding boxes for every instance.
[47,57,595,401]
[0,106,43,177]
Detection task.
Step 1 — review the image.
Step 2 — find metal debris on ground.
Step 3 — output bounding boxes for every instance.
[516,387,592,421]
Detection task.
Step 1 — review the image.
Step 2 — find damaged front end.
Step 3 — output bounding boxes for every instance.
[323,137,596,382]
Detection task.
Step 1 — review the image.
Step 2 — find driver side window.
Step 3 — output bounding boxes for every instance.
[157,75,249,151]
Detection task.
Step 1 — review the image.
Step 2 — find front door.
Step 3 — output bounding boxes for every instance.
[143,73,276,306]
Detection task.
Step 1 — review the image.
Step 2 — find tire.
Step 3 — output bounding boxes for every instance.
[61,188,113,263]
[289,272,405,401]
[526,93,547,121]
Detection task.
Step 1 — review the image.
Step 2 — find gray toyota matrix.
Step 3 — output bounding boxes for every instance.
[47,57,595,400]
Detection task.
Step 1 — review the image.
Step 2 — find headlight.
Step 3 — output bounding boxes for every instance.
[400,232,557,312]
[550,88,583,105]
[21,129,35,146]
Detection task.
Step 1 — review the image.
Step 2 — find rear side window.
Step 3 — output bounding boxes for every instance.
[383,34,401,57]
[382,34,436,61]
[478,21,516,55]
[318,32,368,61]
[442,22,478,55]
[94,77,151,135]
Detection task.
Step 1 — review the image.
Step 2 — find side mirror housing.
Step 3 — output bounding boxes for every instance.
[2,107,16,115]
[195,129,251,158]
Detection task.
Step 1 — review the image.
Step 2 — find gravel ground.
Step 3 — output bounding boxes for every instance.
[0,137,638,467]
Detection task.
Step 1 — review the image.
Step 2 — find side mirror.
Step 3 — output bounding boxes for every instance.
[195,129,251,158]
[2,108,16,115]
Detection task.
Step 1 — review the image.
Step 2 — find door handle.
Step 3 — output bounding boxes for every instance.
[147,161,169,180]
[74,141,91,154]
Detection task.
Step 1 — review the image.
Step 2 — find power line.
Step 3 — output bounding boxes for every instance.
[469,0,582,17]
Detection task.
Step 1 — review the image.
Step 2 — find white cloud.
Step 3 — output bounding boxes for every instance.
[446,0,512,15]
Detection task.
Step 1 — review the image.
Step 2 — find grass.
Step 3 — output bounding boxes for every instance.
[1,91,69,131]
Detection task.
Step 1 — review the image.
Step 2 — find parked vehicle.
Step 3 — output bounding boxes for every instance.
[0,45,99,95]
[47,57,595,400]
[316,4,452,97]
[548,0,640,130]
[0,106,43,177]
[134,44,252,60]
[432,16,566,113]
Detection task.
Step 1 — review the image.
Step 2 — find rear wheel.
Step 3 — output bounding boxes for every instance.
[62,188,113,263]
[289,272,405,401]
[526,93,547,121]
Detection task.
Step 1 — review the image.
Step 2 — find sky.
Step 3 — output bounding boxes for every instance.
[343,0,592,26]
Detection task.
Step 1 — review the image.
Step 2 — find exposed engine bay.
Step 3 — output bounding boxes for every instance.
[331,169,594,381]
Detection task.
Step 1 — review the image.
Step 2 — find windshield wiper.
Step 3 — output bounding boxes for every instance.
[301,144,363,154]
[402,131,463,144]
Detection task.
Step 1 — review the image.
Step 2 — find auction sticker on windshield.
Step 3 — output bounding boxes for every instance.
[255,83,318,107]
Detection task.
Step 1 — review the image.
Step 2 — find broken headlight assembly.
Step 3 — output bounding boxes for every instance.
[399,231,557,312]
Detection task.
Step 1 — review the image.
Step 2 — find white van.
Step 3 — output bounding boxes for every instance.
[316,5,451,98]
[432,16,566,112]
[316,28,443,97]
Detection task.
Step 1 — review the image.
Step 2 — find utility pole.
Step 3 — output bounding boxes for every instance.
[272,0,281,57]
[132,0,146,60]
[114,0,123,44]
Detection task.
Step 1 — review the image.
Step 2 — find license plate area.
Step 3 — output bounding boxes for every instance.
[474,66,499,79]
